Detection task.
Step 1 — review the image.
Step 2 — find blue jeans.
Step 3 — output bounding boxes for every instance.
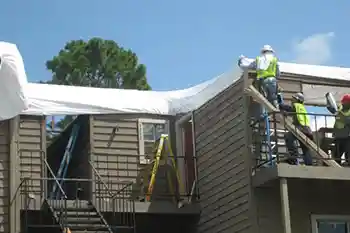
[260,77,278,107]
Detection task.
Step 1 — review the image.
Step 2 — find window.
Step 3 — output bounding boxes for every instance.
[312,215,350,233]
[138,119,168,164]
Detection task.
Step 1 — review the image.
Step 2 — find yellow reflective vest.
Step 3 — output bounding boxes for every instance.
[256,56,278,79]
[293,103,310,127]
[334,105,350,129]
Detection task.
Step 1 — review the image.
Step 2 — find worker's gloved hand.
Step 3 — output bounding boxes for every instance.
[237,55,245,67]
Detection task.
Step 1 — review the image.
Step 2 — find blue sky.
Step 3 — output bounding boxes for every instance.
[1,0,349,91]
[0,0,348,128]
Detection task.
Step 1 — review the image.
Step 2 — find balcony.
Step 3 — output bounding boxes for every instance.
[250,110,350,187]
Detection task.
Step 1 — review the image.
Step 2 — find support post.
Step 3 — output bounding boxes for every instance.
[9,116,20,233]
[89,115,96,202]
[280,178,292,233]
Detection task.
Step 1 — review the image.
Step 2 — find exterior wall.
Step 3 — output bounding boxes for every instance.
[90,114,177,200]
[254,182,283,233]
[255,179,350,233]
[90,115,140,189]
[194,78,254,233]
[0,121,10,233]
[18,115,46,198]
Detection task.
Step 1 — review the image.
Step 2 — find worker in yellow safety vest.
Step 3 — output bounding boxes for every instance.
[327,94,350,165]
[238,45,280,108]
[279,93,314,165]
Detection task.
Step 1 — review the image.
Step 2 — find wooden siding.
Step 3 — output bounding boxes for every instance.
[254,184,283,233]
[18,115,45,197]
[91,115,140,192]
[194,78,253,233]
[0,121,9,233]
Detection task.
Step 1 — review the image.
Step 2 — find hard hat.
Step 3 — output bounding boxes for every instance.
[341,94,350,104]
[261,45,274,53]
[292,92,304,102]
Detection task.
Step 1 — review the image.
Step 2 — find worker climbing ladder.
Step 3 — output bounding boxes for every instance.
[50,123,80,199]
[254,84,286,167]
[245,84,340,168]
[136,134,184,205]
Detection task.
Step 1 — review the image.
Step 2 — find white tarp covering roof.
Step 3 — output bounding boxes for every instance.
[0,42,29,120]
[2,41,350,120]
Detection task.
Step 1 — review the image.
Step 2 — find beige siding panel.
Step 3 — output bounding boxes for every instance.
[195,78,253,233]
[18,115,44,200]
[92,115,140,192]
[0,121,9,233]
[255,179,350,233]
[254,183,283,233]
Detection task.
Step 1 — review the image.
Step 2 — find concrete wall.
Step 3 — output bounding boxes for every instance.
[194,77,254,233]
[255,179,350,233]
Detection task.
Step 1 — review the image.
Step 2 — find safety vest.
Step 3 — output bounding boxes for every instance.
[334,105,350,129]
[256,56,278,79]
[293,103,310,127]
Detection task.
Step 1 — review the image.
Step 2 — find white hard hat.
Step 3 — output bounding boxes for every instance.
[261,45,274,53]
[292,92,304,102]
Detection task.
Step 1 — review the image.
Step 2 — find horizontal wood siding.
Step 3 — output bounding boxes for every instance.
[91,115,140,193]
[0,121,9,233]
[18,115,44,198]
[194,78,252,233]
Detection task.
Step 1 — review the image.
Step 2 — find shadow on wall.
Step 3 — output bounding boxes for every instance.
[46,115,91,200]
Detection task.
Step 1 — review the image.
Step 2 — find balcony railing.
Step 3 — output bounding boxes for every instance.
[251,111,340,168]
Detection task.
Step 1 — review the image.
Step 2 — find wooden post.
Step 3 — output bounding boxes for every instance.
[9,116,20,233]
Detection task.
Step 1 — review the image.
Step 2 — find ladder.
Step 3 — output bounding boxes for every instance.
[245,85,340,167]
[50,123,80,199]
[136,134,184,205]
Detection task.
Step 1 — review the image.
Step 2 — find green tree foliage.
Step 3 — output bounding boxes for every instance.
[46,38,151,89]
[44,38,151,130]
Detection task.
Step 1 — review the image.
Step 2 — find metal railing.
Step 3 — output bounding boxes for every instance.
[20,177,136,232]
[90,161,136,231]
[90,152,199,204]
[19,177,68,233]
[251,111,340,168]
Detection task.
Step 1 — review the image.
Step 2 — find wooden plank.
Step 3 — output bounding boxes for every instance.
[245,85,340,167]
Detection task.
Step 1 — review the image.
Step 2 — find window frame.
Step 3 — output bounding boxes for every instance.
[311,214,350,233]
[138,118,168,164]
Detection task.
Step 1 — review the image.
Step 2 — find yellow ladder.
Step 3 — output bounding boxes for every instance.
[145,134,184,203]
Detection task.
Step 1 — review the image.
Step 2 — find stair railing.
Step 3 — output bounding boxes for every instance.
[89,160,136,232]
[245,85,340,167]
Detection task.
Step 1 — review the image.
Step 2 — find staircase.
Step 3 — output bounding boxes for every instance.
[47,200,113,233]
[246,84,339,168]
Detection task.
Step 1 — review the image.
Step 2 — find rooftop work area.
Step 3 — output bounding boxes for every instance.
[2,41,350,233]
[2,41,350,119]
